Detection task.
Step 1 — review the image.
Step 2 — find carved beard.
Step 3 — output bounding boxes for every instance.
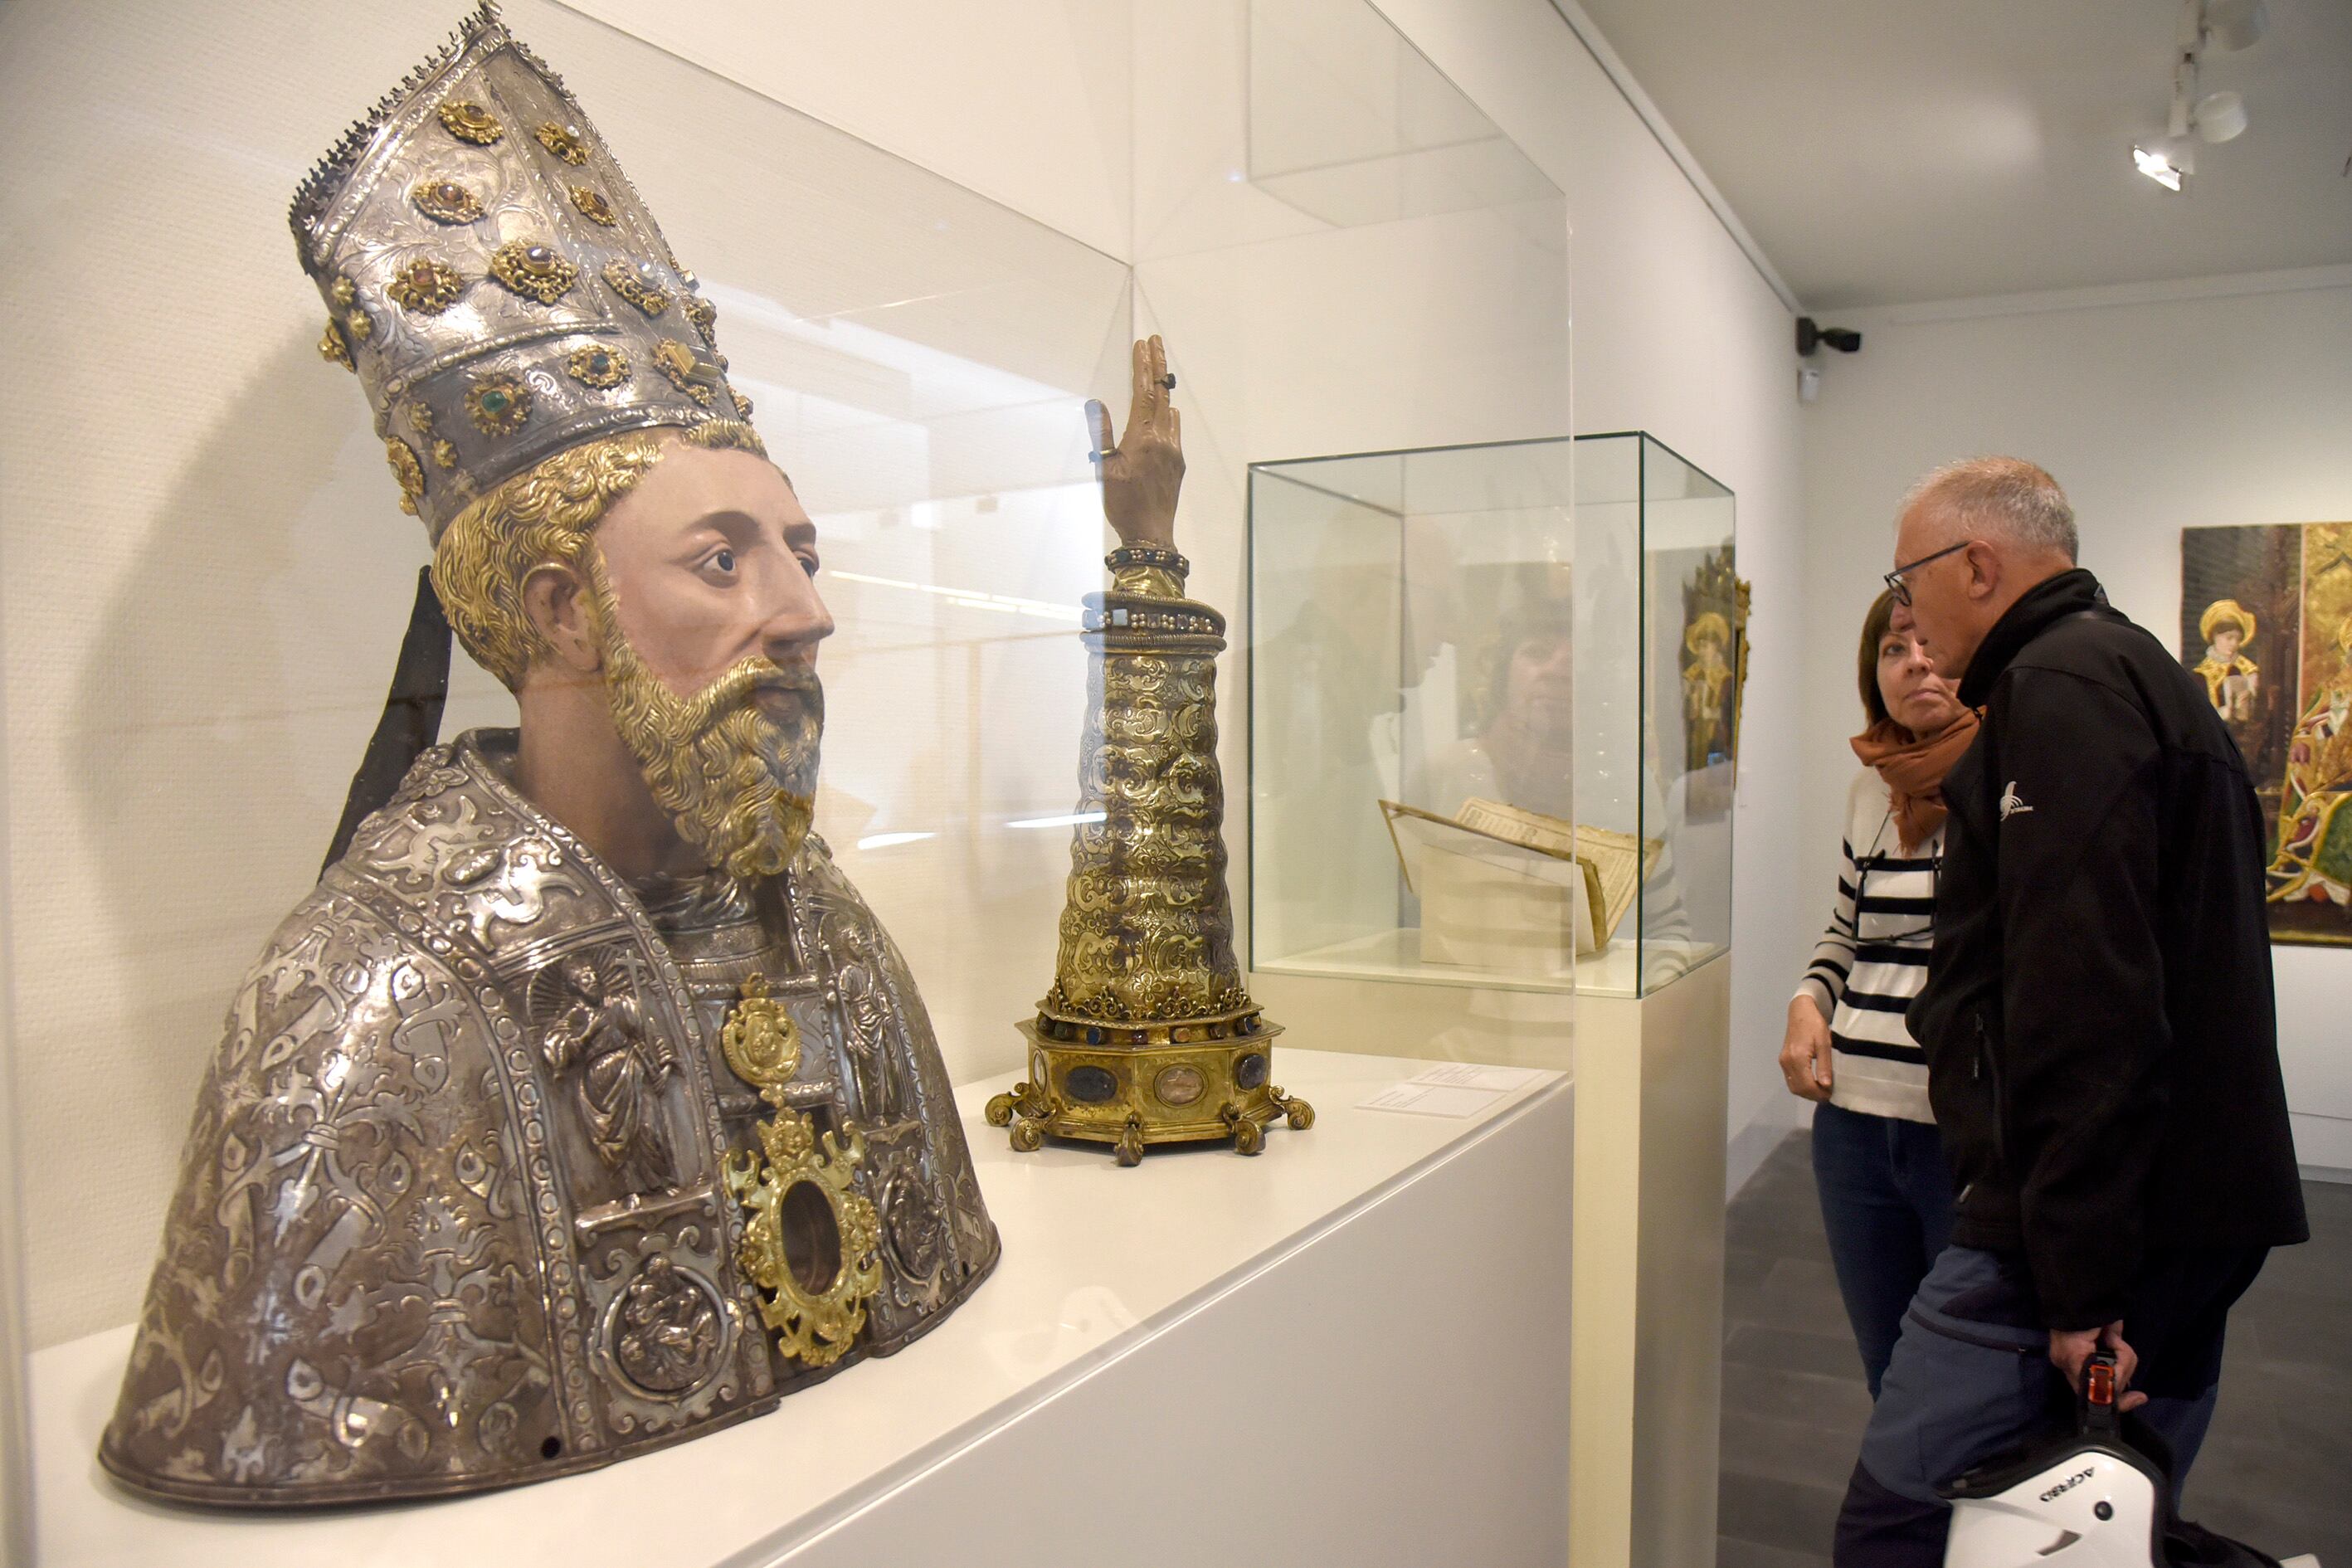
[589,565,823,880]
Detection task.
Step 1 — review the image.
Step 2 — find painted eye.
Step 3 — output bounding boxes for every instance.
[796,551,821,577]
[712,548,737,574]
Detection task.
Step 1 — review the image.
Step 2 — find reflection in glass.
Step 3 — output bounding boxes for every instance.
[1575,431,1740,996]
[1247,0,1558,227]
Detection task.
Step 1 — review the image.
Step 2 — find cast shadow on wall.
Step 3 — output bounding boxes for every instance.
[69,327,409,1151]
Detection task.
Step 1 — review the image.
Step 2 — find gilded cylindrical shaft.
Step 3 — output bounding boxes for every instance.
[1045,566,1250,1026]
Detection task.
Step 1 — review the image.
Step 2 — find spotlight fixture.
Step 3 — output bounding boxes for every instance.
[2137,0,2262,188]
[2203,0,2267,52]
[2134,144,2188,191]
[1795,317,1862,356]
[2195,90,2248,143]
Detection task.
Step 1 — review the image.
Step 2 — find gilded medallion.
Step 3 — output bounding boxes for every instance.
[654,339,716,407]
[718,976,883,1369]
[570,184,618,226]
[436,97,504,145]
[536,119,590,164]
[387,256,464,314]
[411,175,485,224]
[384,436,427,515]
[329,282,373,343]
[489,240,577,304]
[603,258,671,317]
[464,373,532,435]
[567,343,631,390]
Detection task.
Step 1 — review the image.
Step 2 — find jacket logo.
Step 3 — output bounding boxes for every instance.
[1999,781,2035,821]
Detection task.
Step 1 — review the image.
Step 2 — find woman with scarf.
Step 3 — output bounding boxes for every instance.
[1780,589,1977,1396]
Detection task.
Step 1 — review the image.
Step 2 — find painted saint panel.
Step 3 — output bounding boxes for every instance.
[2181,521,2352,947]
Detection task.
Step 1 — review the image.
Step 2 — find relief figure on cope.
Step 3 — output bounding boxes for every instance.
[101,3,999,1507]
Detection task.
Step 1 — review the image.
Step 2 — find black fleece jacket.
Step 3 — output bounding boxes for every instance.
[1908,568,2307,1329]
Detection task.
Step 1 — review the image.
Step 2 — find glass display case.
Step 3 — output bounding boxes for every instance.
[1249,431,1736,1000]
[0,0,1576,1541]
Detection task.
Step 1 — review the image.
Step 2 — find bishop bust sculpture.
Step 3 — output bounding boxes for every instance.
[101,5,998,1505]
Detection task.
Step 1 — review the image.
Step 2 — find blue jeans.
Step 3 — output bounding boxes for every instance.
[1833,1243,2268,1567]
[1811,1100,1956,1396]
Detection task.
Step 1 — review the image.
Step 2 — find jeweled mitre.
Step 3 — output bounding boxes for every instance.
[292,2,752,540]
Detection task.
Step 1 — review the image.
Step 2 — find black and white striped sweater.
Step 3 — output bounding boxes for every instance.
[1794,768,1941,1124]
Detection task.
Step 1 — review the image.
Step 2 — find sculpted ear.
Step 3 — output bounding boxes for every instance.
[522,558,603,675]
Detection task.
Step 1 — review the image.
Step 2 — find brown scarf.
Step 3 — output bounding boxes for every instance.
[1850,711,1979,854]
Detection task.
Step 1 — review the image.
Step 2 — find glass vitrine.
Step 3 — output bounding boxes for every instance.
[1248,431,1736,1000]
[1574,431,1739,996]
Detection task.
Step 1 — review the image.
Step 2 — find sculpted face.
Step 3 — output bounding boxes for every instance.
[591,441,835,877]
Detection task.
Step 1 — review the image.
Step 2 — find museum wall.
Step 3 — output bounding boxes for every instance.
[0,0,1807,1351]
[1799,268,2352,1171]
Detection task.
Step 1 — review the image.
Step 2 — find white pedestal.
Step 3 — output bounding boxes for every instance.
[30,1049,1571,1567]
[1570,958,1731,1568]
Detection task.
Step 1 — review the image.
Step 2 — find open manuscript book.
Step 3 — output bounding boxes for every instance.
[1381,797,1660,966]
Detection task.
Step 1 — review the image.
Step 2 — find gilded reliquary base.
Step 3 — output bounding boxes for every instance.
[986,1016,1315,1166]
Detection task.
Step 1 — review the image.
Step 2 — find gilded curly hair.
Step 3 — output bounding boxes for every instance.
[431,420,767,690]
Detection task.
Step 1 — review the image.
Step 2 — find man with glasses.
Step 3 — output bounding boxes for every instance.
[1833,457,2306,1565]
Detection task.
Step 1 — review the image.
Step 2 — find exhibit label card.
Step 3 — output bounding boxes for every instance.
[1359,1082,1508,1118]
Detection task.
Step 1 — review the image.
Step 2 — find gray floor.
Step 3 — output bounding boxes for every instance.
[1717,1130,2352,1568]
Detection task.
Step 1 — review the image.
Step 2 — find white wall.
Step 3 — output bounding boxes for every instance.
[1800,268,2352,1171]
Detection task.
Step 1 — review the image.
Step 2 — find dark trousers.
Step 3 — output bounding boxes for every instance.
[1811,1100,1956,1396]
[1833,1243,2268,1567]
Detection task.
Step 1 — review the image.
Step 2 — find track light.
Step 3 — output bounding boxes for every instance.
[2134,144,2188,191]
[2195,90,2248,143]
[2139,0,2261,187]
[2204,0,2267,51]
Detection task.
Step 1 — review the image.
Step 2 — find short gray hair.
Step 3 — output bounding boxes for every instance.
[1902,456,2077,562]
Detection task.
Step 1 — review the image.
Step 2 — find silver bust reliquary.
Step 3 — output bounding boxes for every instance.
[100,6,999,1507]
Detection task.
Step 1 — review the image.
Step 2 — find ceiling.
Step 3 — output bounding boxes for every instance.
[1570,0,2352,309]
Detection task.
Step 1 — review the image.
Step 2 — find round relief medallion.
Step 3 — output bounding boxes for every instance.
[1154,1064,1206,1107]
[879,1171,947,1283]
[1064,1064,1118,1103]
[601,1254,728,1400]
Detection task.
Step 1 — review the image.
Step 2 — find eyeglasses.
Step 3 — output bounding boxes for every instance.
[1884,540,1971,607]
